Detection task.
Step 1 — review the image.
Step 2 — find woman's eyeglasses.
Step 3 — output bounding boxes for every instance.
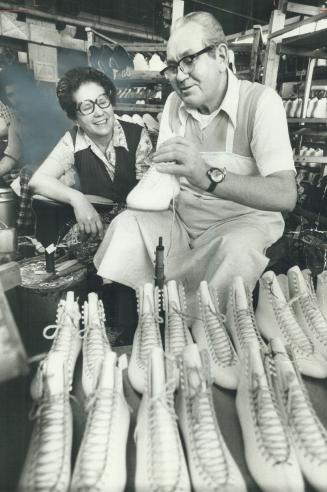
[76,93,111,116]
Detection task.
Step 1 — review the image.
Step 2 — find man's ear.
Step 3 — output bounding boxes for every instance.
[216,43,229,68]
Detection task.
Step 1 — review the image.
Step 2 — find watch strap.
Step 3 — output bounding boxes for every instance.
[206,167,227,193]
[207,181,218,193]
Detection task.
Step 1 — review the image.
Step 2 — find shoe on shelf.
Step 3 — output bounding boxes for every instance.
[132,113,145,127]
[126,164,180,211]
[226,276,266,359]
[295,98,303,118]
[236,342,304,492]
[289,97,300,118]
[31,291,81,398]
[287,265,327,359]
[18,352,73,492]
[134,346,190,492]
[312,96,327,118]
[81,292,112,399]
[176,343,246,492]
[143,113,159,132]
[255,271,327,378]
[133,53,148,71]
[71,352,130,492]
[192,281,240,389]
[119,114,133,123]
[306,97,318,117]
[148,53,166,71]
[128,283,162,394]
[270,337,327,492]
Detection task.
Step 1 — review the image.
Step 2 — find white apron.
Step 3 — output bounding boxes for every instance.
[94,121,284,314]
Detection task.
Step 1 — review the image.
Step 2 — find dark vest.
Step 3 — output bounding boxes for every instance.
[70,120,142,203]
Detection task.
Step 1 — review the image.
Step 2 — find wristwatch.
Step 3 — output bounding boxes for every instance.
[206,167,227,193]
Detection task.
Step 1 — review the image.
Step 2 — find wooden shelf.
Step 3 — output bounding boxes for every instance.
[287,118,327,124]
[294,156,327,164]
[117,98,161,103]
[115,43,167,53]
[295,165,322,172]
[114,71,168,85]
[114,104,163,113]
[280,28,327,53]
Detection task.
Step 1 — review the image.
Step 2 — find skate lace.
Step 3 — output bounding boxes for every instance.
[297,292,327,345]
[138,312,162,368]
[81,301,110,378]
[286,378,327,464]
[236,309,261,348]
[188,367,229,485]
[251,372,290,464]
[76,388,118,485]
[43,301,80,389]
[266,281,314,355]
[203,304,236,366]
[149,381,183,491]
[167,307,190,357]
[28,394,68,488]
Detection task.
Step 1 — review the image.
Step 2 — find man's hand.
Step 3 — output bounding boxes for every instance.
[152,136,208,189]
[71,193,103,238]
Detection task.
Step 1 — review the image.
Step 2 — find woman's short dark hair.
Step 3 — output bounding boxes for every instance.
[56,67,116,120]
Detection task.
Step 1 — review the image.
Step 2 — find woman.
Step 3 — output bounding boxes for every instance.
[29,67,153,238]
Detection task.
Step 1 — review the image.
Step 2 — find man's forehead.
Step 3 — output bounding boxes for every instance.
[167,22,204,60]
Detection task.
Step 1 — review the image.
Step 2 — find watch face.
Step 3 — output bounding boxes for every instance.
[209,168,224,183]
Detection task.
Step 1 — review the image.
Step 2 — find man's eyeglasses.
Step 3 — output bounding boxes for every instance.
[76,93,111,116]
[160,45,215,80]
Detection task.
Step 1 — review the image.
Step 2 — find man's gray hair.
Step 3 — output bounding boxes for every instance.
[172,11,227,47]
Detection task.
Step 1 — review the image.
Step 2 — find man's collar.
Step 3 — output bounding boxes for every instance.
[178,68,240,128]
[74,117,129,152]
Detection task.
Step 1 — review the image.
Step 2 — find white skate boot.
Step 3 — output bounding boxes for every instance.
[226,276,266,359]
[18,352,73,492]
[270,337,327,492]
[128,283,162,393]
[192,281,240,389]
[71,351,130,492]
[176,343,246,491]
[256,271,327,378]
[81,292,111,399]
[126,165,180,211]
[287,265,327,359]
[31,291,81,398]
[236,342,304,492]
[134,346,190,491]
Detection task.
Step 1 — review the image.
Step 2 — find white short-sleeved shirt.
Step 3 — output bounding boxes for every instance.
[158,69,295,177]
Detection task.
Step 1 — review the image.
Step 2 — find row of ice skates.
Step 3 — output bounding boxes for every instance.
[18,264,327,491]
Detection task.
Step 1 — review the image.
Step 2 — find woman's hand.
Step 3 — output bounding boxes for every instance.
[71,193,104,238]
[152,136,209,190]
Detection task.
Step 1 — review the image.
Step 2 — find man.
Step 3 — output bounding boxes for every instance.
[94,11,296,325]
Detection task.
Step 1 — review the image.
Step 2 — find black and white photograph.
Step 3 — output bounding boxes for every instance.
[0,0,327,490]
